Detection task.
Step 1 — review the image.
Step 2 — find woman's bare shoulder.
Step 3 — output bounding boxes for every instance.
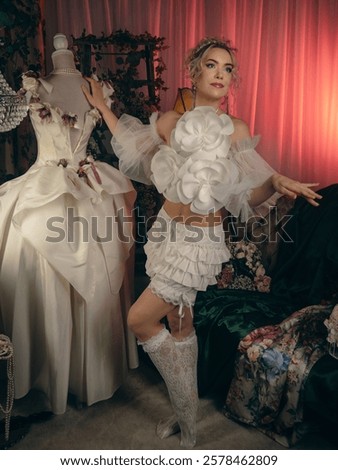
[229,115,252,143]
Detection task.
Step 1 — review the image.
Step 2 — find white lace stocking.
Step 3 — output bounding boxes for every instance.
[140,328,198,448]
[156,415,180,439]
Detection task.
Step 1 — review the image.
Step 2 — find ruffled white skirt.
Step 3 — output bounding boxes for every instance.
[144,207,231,308]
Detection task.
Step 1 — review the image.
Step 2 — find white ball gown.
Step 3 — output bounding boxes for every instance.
[0,73,138,414]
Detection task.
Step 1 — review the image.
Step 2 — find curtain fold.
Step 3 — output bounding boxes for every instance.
[41,0,338,188]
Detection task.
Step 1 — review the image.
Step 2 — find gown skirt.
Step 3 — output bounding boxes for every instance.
[0,160,139,414]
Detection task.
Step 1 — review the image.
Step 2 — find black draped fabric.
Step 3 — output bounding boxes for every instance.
[270,184,338,307]
[304,354,338,429]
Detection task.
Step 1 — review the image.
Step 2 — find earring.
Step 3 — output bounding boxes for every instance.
[191,83,197,110]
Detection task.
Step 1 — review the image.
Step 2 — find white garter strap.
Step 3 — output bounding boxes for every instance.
[178,302,194,333]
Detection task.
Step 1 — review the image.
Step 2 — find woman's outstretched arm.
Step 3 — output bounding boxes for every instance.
[250,174,322,207]
[232,117,322,207]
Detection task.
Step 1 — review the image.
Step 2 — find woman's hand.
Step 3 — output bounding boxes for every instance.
[81,76,108,113]
[81,76,118,134]
[271,173,322,206]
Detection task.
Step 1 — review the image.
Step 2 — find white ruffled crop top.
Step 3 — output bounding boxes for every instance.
[111,106,278,221]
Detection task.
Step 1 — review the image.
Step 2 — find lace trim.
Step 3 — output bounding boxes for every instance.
[138,327,169,353]
[148,284,194,333]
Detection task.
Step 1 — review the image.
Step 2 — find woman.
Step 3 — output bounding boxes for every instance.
[82,37,321,448]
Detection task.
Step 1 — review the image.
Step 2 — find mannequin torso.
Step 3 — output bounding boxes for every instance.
[38,37,91,149]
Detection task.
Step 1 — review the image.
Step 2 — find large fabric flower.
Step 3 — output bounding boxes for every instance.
[151,145,185,202]
[171,106,234,158]
[176,156,240,214]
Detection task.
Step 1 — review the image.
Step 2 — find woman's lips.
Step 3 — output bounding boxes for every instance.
[210,82,224,88]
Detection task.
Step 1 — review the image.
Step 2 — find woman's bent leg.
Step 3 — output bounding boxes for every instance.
[128,289,198,448]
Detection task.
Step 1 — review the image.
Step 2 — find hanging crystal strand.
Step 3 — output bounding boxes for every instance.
[0,334,15,443]
[0,70,28,132]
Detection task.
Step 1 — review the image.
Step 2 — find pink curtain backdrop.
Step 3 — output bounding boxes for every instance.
[41,0,338,188]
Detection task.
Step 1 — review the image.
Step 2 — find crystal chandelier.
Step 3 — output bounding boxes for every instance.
[0,70,28,132]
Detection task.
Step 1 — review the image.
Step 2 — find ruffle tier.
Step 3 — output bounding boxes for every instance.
[144,208,230,295]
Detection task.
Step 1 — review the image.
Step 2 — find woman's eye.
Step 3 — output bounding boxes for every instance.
[225,66,233,73]
[206,63,215,68]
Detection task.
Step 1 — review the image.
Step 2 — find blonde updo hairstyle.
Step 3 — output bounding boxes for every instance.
[185,37,239,90]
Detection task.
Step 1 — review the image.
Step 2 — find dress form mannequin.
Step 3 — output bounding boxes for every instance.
[0,33,138,414]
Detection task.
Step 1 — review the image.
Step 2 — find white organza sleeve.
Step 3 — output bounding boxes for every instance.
[111,112,163,185]
[225,136,281,221]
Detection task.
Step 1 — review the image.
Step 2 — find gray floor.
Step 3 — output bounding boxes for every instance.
[2,353,336,451]
[3,360,283,450]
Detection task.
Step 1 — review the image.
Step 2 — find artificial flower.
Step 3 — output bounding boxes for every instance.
[151,145,184,202]
[176,156,239,214]
[171,106,234,157]
[62,112,78,128]
[38,105,52,123]
[22,72,40,97]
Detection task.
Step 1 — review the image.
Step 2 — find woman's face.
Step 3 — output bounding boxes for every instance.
[195,47,234,103]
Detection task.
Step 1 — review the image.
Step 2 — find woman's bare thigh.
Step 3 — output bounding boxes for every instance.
[129,286,196,341]
[128,287,178,340]
[167,307,194,339]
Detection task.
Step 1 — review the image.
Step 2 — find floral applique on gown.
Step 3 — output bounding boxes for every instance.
[0,73,138,414]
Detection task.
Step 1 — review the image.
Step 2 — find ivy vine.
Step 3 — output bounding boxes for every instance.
[0,0,41,88]
[72,29,168,123]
